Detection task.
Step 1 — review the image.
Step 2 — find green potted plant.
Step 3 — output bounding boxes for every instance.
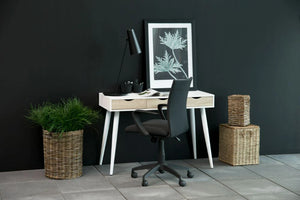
[27,98,100,179]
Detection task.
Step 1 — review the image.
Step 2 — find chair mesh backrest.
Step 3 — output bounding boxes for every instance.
[167,78,192,138]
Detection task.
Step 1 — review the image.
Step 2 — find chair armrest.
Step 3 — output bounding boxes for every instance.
[131,110,158,136]
[157,104,168,120]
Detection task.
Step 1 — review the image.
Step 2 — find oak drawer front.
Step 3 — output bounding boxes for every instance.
[187,96,213,107]
[147,98,168,109]
[111,99,147,110]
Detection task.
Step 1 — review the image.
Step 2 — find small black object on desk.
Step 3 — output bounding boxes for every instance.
[121,81,133,94]
[133,79,144,93]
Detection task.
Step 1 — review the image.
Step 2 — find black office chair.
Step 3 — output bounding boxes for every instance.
[125,78,193,187]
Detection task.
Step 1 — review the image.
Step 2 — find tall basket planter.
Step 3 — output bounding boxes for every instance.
[43,129,83,179]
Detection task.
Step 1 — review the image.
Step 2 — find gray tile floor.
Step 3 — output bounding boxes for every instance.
[0,154,300,200]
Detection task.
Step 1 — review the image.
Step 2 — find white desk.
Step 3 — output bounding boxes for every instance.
[98,90,215,175]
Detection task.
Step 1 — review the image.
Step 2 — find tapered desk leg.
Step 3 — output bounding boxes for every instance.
[110,111,120,175]
[189,108,197,159]
[200,108,214,168]
[99,111,111,165]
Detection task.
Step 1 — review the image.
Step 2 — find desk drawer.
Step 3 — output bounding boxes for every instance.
[111,99,147,110]
[147,98,168,109]
[187,96,214,107]
[147,96,214,109]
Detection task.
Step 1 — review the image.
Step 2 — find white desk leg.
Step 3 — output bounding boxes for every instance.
[99,111,111,165]
[200,108,214,168]
[110,111,120,175]
[189,108,197,159]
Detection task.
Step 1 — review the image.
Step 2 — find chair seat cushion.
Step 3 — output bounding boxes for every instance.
[125,119,169,137]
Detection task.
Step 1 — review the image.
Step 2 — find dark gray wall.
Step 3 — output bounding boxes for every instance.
[0,0,299,171]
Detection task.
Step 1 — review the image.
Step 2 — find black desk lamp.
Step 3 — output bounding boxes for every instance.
[104,29,141,96]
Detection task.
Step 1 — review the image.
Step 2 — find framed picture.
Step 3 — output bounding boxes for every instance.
[145,20,196,90]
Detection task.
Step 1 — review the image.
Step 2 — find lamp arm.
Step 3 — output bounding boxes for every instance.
[115,39,129,88]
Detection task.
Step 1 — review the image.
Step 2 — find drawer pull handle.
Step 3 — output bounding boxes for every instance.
[124,99,133,101]
[192,97,202,99]
[159,98,167,100]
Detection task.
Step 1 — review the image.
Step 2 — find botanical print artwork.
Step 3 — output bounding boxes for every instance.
[154,51,181,79]
[145,21,194,89]
[154,29,188,80]
[153,28,188,80]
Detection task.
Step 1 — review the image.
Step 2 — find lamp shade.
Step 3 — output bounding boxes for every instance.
[127,29,142,55]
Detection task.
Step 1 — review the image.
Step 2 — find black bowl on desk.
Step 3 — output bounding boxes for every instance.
[133,83,144,93]
[121,83,133,94]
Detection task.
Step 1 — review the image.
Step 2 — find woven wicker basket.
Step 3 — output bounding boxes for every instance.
[228,95,250,126]
[219,124,259,166]
[43,129,83,179]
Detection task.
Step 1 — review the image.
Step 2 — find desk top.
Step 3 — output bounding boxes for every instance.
[99,90,214,100]
[99,90,215,112]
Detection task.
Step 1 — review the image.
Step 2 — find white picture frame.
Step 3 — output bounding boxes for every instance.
[145,20,196,90]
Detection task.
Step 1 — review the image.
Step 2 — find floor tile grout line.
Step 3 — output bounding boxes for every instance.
[99,161,189,199]
[0,178,56,185]
[59,188,116,195]
[139,160,195,199]
[51,172,114,200]
[0,177,67,200]
[265,155,300,171]
[93,165,106,177]
[51,180,68,200]
[104,178,129,200]
[103,172,186,200]
[93,163,187,200]
[60,192,68,200]
[92,165,129,200]
[154,174,188,200]
[241,163,300,197]
[152,160,223,199]
[182,160,249,200]
[138,161,187,199]
[264,155,288,164]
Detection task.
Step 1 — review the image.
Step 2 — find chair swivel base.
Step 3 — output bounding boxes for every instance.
[131,162,194,187]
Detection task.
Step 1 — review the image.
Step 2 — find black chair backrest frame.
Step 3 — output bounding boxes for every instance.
[167,78,192,138]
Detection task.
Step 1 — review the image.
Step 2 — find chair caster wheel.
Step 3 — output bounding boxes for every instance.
[142,179,148,187]
[131,171,138,178]
[187,170,194,178]
[179,179,186,187]
[159,169,165,174]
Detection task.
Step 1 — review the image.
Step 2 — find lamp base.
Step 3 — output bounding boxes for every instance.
[103,92,126,96]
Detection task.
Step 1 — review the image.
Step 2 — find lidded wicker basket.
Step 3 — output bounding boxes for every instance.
[228,95,250,126]
[43,130,83,179]
[219,124,260,166]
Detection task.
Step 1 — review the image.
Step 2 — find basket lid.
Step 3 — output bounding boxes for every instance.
[228,95,250,100]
